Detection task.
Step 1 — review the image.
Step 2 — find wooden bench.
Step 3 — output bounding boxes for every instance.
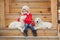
[0,28,58,36]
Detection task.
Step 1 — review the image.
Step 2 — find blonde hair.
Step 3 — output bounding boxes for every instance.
[21,5,30,14]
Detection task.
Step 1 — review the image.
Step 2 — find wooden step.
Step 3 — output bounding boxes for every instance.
[0,36,59,40]
[0,29,58,36]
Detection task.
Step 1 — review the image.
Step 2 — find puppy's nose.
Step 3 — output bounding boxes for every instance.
[37,21,38,23]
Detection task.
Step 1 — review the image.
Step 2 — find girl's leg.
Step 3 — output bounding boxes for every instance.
[23,24,28,36]
[29,24,37,36]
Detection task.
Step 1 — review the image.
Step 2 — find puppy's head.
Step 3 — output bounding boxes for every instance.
[35,18,42,24]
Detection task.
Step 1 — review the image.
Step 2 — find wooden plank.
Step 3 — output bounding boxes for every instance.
[9,12,50,14]
[5,16,52,21]
[10,0,50,3]
[58,24,60,33]
[5,20,16,26]
[51,0,58,28]
[10,2,50,8]
[0,30,23,36]
[9,12,50,15]
[9,8,50,13]
[4,0,10,27]
[0,0,5,28]
[0,36,59,40]
[15,0,50,2]
[4,0,9,14]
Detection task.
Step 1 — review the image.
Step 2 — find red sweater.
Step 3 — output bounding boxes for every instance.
[17,17,20,22]
[23,13,33,24]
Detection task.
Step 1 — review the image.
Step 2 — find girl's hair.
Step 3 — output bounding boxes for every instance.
[21,5,30,14]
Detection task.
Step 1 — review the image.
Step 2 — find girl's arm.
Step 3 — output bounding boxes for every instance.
[17,17,20,22]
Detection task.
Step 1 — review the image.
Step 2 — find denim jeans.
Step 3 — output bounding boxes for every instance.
[24,24,35,31]
[23,24,37,36]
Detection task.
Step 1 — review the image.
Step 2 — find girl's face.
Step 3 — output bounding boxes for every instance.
[22,9,28,14]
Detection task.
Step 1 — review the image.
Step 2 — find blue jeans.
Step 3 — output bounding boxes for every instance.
[23,24,37,36]
[24,24,35,31]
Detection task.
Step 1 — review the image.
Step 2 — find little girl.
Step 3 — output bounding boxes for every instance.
[21,6,37,36]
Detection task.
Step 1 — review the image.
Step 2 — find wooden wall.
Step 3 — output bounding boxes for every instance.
[5,0,52,27]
